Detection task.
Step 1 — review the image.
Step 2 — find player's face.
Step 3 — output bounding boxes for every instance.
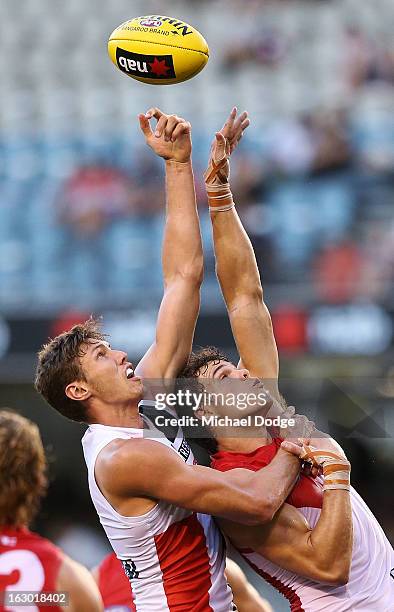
[198,360,273,417]
[79,340,143,405]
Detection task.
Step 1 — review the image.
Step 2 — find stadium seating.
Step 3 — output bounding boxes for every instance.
[0,0,393,310]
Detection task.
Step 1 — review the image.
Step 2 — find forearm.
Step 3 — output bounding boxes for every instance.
[211,207,263,305]
[252,449,300,520]
[163,160,203,285]
[308,490,353,578]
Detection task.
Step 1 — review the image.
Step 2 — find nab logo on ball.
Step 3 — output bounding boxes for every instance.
[139,18,162,27]
[116,48,176,80]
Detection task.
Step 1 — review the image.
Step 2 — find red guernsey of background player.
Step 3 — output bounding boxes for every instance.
[0,409,103,612]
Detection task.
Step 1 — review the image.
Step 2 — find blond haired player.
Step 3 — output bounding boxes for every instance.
[35,109,308,612]
[190,108,394,610]
[0,409,103,612]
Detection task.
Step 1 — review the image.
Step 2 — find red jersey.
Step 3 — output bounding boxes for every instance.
[211,437,323,509]
[0,527,63,612]
[211,438,394,611]
[97,552,135,612]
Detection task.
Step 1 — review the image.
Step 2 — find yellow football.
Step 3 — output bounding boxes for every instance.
[108,15,209,85]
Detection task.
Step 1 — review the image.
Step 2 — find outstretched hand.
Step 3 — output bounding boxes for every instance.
[139,108,192,163]
[218,106,250,154]
[206,107,250,186]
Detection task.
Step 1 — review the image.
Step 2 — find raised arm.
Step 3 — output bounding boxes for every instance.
[205,109,279,393]
[96,437,303,526]
[217,441,353,585]
[136,108,203,379]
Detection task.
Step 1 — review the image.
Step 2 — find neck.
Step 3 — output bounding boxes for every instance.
[89,400,143,428]
[213,422,272,454]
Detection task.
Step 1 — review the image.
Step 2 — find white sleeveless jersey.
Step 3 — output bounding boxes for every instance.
[242,486,394,611]
[81,400,233,612]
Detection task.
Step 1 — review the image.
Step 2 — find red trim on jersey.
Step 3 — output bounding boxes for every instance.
[244,556,305,612]
[0,527,63,612]
[212,438,323,509]
[154,514,214,612]
[97,552,135,611]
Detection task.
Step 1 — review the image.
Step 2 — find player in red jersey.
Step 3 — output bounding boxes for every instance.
[0,409,103,612]
[91,552,272,612]
[35,109,307,611]
[176,109,394,610]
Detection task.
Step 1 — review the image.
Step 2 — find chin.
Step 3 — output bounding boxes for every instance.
[248,392,274,416]
[131,379,144,400]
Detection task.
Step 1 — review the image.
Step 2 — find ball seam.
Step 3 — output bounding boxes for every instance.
[109,38,209,57]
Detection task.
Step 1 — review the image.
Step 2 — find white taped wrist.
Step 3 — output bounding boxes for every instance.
[206,183,234,212]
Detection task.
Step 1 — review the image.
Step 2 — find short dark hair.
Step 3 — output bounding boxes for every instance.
[178,346,233,456]
[35,318,106,423]
[179,346,232,378]
[0,409,47,528]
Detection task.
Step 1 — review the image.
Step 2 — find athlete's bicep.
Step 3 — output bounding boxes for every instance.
[101,440,265,525]
[250,503,337,583]
[219,503,323,579]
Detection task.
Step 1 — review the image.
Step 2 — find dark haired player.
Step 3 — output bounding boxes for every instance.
[184,108,394,610]
[35,109,307,611]
[0,409,103,612]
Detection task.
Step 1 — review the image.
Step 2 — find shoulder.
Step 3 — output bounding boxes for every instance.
[57,555,103,611]
[20,529,64,563]
[96,437,184,496]
[97,437,178,473]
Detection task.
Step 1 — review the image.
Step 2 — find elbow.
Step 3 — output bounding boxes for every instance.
[228,286,264,307]
[246,497,277,526]
[175,259,204,287]
[328,566,351,587]
[233,492,275,526]
[335,573,350,587]
[315,562,351,587]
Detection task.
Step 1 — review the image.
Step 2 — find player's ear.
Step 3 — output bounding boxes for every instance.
[195,405,214,419]
[65,381,91,402]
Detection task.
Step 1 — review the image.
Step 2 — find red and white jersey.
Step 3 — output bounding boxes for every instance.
[212,438,394,612]
[0,527,63,612]
[82,400,233,612]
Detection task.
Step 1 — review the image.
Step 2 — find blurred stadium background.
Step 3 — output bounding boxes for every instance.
[0,0,393,609]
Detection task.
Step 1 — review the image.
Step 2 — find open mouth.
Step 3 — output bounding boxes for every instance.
[126,366,134,379]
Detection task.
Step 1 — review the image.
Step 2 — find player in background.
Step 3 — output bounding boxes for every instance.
[35,109,307,612]
[91,552,272,612]
[181,108,394,610]
[0,409,103,612]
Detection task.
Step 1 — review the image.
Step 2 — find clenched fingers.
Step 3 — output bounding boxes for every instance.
[171,120,191,142]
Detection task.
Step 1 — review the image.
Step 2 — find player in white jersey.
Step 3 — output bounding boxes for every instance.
[177,108,394,610]
[35,108,309,611]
